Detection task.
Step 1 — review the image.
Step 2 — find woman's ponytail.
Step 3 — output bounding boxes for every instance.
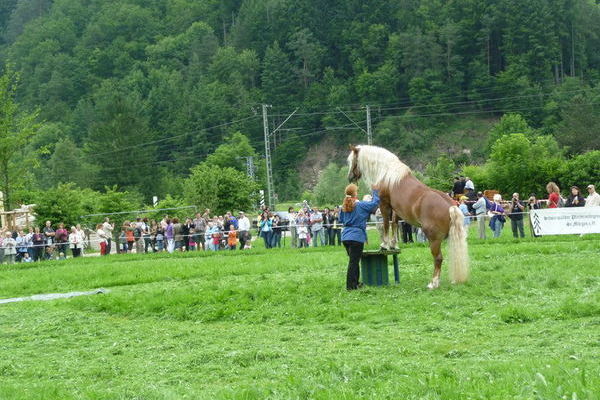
[342,184,358,212]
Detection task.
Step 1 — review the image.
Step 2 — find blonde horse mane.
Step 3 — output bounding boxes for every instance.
[348,145,411,188]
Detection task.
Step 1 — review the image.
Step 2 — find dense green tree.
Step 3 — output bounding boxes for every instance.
[3,0,52,44]
[312,163,348,206]
[0,67,41,210]
[32,183,96,228]
[487,133,566,196]
[487,113,535,151]
[47,138,96,187]
[560,151,600,189]
[261,42,296,108]
[0,0,18,45]
[287,28,324,88]
[205,131,257,172]
[183,163,258,215]
[554,92,600,153]
[2,0,600,206]
[84,82,157,197]
[423,156,457,192]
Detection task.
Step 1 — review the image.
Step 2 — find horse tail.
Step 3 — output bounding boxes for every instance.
[448,206,469,283]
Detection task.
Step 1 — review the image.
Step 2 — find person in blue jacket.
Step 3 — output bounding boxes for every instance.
[339,183,380,290]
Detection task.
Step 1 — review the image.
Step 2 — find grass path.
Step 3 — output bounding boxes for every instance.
[0,232,599,399]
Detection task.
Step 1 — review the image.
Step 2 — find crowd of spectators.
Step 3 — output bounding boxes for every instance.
[0,204,346,263]
[0,220,86,264]
[1,180,598,264]
[259,202,343,249]
[451,177,600,239]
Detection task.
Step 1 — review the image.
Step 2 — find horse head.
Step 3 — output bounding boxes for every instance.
[347,145,362,183]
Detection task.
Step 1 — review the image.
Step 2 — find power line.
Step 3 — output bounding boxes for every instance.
[89,84,593,161]
[376,101,600,121]
[268,87,592,118]
[91,114,259,157]
[266,76,570,115]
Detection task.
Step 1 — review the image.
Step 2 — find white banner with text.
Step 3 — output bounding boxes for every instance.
[530,207,600,235]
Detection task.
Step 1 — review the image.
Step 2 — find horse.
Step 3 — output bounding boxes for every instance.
[347,145,469,289]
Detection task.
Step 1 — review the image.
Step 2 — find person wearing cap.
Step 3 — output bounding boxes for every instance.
[472,191,488,239]
[464,177,474,192]
[565,186,585,207]
[451,177,462,200]
[237,212,251,250]
[585,185,600,207]
[508,192,525,238]
[489,194,506,238]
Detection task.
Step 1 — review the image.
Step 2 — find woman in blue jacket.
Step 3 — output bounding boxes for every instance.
[339,183,380,290]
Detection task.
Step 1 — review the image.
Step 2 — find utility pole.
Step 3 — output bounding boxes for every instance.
[365,104,372,145]
[262,104,275,210]
[262,105,298,211]
[236,156,255,180]
[246,156,255,180]
[337,107,369,144]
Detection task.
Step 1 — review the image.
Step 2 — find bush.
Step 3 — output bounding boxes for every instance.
[461,164,491,192]
[424,156,456,192]
[487,133,566,197]
[560,151,600,190]
[184,162,259,215]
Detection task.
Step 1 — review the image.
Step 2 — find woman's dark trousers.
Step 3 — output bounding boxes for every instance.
[343,240,364,290]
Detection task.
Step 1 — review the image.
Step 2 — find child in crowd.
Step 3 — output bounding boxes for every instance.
[227,226,238,250]
[22,252,33,263]
[297,225,309,248]
[119,229,127,253]
[44,245,55,260]
[188,228,196,251]
[57,252,66,260]
[125,223,135,252]
[155,227,165,252]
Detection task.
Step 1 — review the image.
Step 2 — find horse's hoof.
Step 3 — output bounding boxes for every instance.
[379,243,390,250]
[427,278,440,290]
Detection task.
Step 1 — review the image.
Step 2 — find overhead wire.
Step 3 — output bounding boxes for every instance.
[91,114,260,157]
[89,85,598,170]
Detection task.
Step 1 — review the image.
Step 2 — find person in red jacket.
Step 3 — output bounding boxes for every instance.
[546,182,561,208]
[55,223,69,255]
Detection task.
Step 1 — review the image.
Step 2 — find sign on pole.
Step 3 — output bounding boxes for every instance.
[530,208,600,236]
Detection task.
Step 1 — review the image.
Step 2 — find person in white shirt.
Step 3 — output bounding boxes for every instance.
[102,218,114,255]
[472,191,488,239]
[237,212,251,250]
[464,177,474,191]
[76,224,86,255]
[69,226,83,257]
[287,207,298,248]
[3,231,17,264]
[96,223,108,255]
[585,184,600,207]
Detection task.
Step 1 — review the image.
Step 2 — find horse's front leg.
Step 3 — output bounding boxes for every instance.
[390,213,399,250]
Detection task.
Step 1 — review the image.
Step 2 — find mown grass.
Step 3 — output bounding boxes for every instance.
[0,227,599,399]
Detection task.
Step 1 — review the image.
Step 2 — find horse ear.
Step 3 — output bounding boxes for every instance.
[349,144,359,154]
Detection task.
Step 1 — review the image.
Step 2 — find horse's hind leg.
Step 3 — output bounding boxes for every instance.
[426,237,443,290]
[379,203,393,250]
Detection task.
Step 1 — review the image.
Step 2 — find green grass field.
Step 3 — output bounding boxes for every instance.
[1,226,599,399]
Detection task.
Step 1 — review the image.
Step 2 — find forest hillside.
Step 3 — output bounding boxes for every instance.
[1,0,599,209]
